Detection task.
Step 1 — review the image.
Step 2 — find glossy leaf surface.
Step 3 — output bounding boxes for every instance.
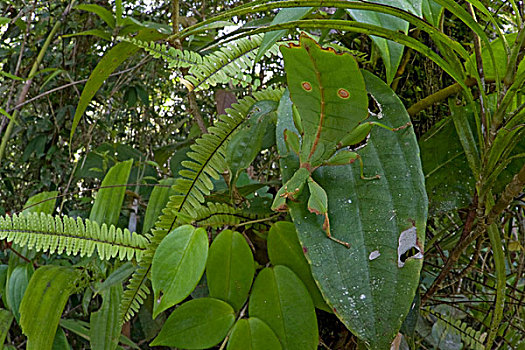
[21,191,58,214]
[150,297,235,348]
[277,71,427,348]
[206,230,254,311]
[151,225,208,318]
[267,222,329,311]
[227,318,282,350]
[19,266,80,350]
[280,34,368,166]
[249,266,318,350]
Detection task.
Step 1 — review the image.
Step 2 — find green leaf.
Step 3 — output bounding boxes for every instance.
[20,266,80,350]
[422,0,442,26]
[70,29,164,144]
[206,230,254,311]
[143,178,177,234]
[89,160,133,226]
[0,107,19,126]
[95,262,134,294]
[0,308,13,347]
[280,34,368,166]
[90,284,122,350]
[227,318,282,350]
[419,116,474,213]
[306,177,328,216]
[52,327,70,350]
[226,100,277,185]
[61,29,112,41]
[22,191,58,214]
[465,33,525,81]
[346,0,422,84]
[267,222,329,312]
[276,71,427,348]
[0,17,10,26]
[150,297,235,348]
[151,225,209,318]
[75,4,116,28]
[249,266,318,350]
[6,264,33,322]
[254,7,312,62]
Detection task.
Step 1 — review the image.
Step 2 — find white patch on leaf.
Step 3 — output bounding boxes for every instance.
[397,226,424,268]
[369,250,381,260]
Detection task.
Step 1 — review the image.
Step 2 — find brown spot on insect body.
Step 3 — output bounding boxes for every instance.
[337,88,350,99]
[303,246,308,253]
[302,82,312,91]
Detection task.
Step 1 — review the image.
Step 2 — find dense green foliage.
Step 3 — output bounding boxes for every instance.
[0,0,524,349]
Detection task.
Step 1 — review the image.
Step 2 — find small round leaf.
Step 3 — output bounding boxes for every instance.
[249,266,318,350]
[206,230,254,311]
[227,318,282,350]
[267,221,329,312]
[150,297,235,348]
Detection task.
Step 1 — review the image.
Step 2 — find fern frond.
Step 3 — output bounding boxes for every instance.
[192,202,260,228]
[120,35,281,92]
[117,37,203,69]
[422,307,486,350]
[120,88,284,322]
[0,213,149,261]
[184,34,280,91]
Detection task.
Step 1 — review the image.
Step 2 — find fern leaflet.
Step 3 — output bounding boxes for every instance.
[0,213,149,261]
[119,34,280,92]
[192,202,264,228]
[120,88,283,321]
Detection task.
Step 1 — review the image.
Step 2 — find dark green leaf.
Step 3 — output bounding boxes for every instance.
[151,225,209,318]
[276,71,427,348]
[346,0,422,84]
[206,230,254,311]
[227,318,282,350]
[254,7,312,62]
[267,222,329,312]
[249,266,318,350]
[150,297,235,348]
[6,264,33,322]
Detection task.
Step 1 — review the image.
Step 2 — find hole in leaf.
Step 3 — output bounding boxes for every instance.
[397,226,423,268]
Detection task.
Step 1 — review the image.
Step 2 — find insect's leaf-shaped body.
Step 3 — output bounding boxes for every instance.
[280,34,368,167]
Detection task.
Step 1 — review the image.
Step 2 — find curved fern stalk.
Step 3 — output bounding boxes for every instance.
[192,202,265,228]
[120,88,284,322]
[0,213,149,261]
[184,34,281,91]
[119,35,281,92]
[116,36,203,69]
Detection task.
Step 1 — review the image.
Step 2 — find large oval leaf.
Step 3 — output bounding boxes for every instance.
[276,71,427,348]
[151,225,209,318]
[248,266,317,350]
[227,318,282,350]
[206,230,254,311]
[150,297,235,348]
[267,221,329,312]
